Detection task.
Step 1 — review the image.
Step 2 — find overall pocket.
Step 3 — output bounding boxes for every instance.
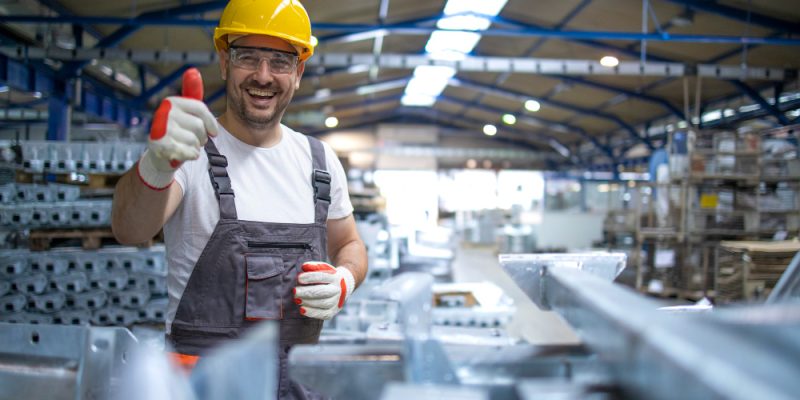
[245,254,283,320]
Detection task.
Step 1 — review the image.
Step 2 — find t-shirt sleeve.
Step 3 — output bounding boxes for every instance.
[173,161,190,196]
[172,151,207,197]
[323,142,354,220]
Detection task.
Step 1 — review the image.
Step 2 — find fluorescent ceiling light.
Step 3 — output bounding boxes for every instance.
[405,0,508,108]
[425,31,481,56]
[483,124,497,136]
[325,116,339,128]
[502,114,516,125]
[524,100,541,112]
[401,93,437,107]
[600,56,619,67]
[414,65,457,81]
[437,15,491,31]
[444,0,508,17]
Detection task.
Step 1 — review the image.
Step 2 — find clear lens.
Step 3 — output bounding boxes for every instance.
[230,47,298,74]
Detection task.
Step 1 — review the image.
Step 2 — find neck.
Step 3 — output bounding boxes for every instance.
[218,112,283,148]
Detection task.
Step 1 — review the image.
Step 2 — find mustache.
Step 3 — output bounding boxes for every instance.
[240,81,279,91]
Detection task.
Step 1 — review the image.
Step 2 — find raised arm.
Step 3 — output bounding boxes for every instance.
[111,68,218,245]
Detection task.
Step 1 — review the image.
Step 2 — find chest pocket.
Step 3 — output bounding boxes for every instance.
[245,254,283,320]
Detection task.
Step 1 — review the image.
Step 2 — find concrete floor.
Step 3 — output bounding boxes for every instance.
[450,243,580,345]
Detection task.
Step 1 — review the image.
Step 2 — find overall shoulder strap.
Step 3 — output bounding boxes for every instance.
[307,136,330,225]
[204,139,238,220]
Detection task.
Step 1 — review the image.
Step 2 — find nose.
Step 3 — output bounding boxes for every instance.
[252,58,275,83]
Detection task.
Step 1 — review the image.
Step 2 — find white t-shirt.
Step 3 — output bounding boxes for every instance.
[162,123,353,331]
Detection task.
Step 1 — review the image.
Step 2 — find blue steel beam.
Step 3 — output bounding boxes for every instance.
[456,1,616,155]
[438,94,615,160]
[312,106,579,164]
[409,105,579,162]
[451,77,654,150]
[308,108,552,155]
[728,80,791,125]
[58,1,226,78]
[206,86,226,105]
[549,75,683,118]
[663,0,800,35]
[134,65,193,106]
[3,16,800,46]
[309,92,581,154]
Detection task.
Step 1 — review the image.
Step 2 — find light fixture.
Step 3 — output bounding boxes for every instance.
[502,114,516,125]
[483,124,497,136]
[0,85,8,93]
[403,0,509,107]
[670,8,694,27]
[310,36,319,47]
[32,92,42,99]
[466,159,477,168]
[600,56,619,67]
[325,116,339,128]
[401,65,456,106]
[524,99,541,112]
[482,160,492,169]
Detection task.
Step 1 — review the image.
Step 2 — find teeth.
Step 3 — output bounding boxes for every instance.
[247,88,276,97]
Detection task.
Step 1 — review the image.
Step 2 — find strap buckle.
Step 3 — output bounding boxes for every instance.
[312,169,331,202]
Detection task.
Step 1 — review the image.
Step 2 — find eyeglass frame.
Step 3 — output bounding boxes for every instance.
[227,46,300,74]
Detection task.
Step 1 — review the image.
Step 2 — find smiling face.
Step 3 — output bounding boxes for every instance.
[219,35,305,134]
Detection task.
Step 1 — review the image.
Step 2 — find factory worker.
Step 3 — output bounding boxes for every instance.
[111,1,367,398]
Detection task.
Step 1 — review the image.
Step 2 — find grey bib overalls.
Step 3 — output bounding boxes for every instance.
[166,136,331,399]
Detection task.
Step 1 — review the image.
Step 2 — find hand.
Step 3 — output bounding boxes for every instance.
[137,68,219,190]
[293,262,355,320]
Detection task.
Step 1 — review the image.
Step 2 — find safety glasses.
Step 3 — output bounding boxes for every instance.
[228,46,299,74]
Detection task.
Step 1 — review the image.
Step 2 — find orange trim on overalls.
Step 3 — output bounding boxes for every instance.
[168,352,200,373]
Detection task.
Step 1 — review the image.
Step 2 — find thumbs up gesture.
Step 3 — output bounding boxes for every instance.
[137,68,219,190]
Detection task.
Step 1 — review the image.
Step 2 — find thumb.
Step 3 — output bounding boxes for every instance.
[182,67,204,101]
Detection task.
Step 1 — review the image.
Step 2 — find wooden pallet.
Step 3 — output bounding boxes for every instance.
[29,228,118,251]
[28,228,161,251]
[16,170,123,189]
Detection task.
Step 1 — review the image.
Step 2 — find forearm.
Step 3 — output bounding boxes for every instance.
[330,238,368,288]
[111,164,179,245]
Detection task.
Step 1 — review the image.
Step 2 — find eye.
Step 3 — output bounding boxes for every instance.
[271,58,292,70]
[239,52,259,63]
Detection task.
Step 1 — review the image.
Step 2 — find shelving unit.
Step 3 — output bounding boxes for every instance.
[633,126,800,301]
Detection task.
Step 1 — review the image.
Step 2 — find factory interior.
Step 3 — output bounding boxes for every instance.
[1,0,799,399]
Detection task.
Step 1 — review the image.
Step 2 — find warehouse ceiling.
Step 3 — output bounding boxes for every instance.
[1,0,799,170]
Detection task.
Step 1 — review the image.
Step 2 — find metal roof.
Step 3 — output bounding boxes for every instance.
[1,0,799,170]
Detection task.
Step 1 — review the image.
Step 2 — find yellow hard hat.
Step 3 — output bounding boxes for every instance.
[214,0,315,61]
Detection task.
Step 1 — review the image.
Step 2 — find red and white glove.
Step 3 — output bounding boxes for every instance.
[137,68,219,190]
[293,262,355,320]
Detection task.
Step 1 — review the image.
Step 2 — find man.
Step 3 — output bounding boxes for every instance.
[111,0,367,398]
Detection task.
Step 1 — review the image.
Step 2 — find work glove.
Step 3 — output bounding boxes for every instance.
[293,262,355,320]
[137,68,219,190]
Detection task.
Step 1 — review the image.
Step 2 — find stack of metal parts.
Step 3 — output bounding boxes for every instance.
[3,252,800,399]
[287,253,800,399]
[17,140,145,174]
[0,183,113,229]
[0,246,168,327]
[0,322,139,400]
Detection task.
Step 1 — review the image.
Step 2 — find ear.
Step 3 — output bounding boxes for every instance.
[218,49,229,81]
